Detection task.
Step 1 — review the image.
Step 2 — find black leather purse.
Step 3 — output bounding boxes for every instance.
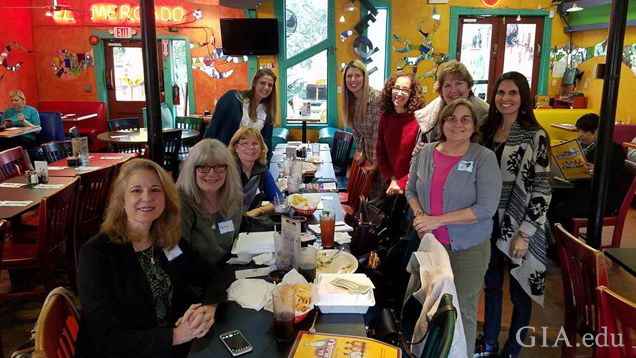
[346,196,389,256]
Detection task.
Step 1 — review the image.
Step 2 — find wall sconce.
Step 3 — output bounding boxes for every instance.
[567,2,584,12]
[45,10,53,17]
[345,0,356,12]
[432,6,441,20]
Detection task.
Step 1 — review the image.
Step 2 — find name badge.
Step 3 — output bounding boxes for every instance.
[218,220,235,234]
[457,160,474,172]
[163,245,183,261]
[257,112,267,121]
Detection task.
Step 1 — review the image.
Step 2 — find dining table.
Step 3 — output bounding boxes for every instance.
[0,176,76,220]
[0,126,42,139]
[271,150,332,164]
[274,143,330,152]
[97,128,199,144]
[46,153,137,177]
[604,248,636,277]
[550,123,577,132]
[269,162,337,182]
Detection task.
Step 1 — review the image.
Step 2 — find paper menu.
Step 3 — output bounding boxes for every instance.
[72,137,89,165]
[551,138,592,180]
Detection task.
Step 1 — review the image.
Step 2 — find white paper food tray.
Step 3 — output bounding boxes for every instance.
[314,274,375,314]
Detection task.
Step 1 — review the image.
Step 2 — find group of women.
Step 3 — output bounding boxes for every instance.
[74,59,553,358]
[343,60,551,358]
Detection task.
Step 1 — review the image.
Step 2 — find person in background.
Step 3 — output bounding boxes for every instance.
[77,159,226,358]
[413,61,489,147]
[475,72,552,358]
[376,71,425,200]
[203,69,279,161]
[229,126,282,217]
[341,59,384,202]
[547,113,626,233]
[406,99,502,358]
[1,89,40,150]
[628,136,636,163]
[177,139,243,265]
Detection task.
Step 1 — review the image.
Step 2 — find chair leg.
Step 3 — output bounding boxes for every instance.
[560,325,577,358]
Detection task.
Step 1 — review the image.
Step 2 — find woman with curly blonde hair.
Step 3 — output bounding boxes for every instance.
[77,159,226,358]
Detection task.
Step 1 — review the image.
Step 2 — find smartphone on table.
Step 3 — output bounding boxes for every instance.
[219,330,253,356]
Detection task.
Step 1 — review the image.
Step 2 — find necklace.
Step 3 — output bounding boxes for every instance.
[136,245,155,265]
[492,140,505,153]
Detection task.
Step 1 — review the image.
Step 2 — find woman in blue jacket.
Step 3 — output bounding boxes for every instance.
[203,69,279,162]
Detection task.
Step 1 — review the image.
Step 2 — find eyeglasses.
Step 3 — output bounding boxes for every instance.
[238,141,261,148]
[195,164,227,174]
[391,86,411,94]
[443,116,473,125]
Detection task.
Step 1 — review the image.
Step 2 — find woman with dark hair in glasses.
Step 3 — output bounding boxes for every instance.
[176,139,243,265]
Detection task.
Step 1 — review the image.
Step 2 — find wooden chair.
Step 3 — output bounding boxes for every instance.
[339,151,361,199]
[596,286,636,358]
[175,116,203,159]
[0,220,6,358]
[68,126,80,139]
[331,130,354,178]
[33,287,80,358]
[163,129,182,179]
[555,223,609,358]
[1,178,80,298]
[573,160,636,249]
[41,141,73,164]
[342,165,376,215]
[106,117,140,131]
[73,167,114,270]
[0,146,30,181]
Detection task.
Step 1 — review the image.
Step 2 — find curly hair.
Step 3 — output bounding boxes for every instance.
[101,159,181,249]
[379,71,425,114]
[176,139,243,219]
[228,126,268,166]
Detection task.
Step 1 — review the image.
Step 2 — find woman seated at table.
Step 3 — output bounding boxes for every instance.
[77,159,226,358]
[406,99,501,357]
[548,113,626,233]
[1,89,40,150]
[229,126,282,217]
[203,68,278,161]
[177,139,243,265]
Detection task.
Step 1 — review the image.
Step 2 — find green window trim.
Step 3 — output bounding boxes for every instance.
[448,6,552,95]
[275,0,337,129]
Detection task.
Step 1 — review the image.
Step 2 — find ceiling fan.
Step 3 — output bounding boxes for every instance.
[1,0,91,14]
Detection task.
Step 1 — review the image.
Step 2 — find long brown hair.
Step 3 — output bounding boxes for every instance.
[379,71,425,114]
[239,68,279,126]
[341,60,370,127]
[101,159,181,249]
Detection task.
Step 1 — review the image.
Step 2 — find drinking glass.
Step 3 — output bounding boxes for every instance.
[274,193,289,214]
[297,247,317,282]
[320,211,336,249]
[272,285,296,342]
[311,143,321,155]
[276,162,285,179]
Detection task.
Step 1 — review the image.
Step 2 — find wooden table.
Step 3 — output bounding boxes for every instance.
[550,123,577,132]
[47,153,137,177]
[604,248,636,277]
[61,113,97,122]
[0,126,42,139]
[0,176,76,219]
[97,128,199,144]
[623,142,636,150]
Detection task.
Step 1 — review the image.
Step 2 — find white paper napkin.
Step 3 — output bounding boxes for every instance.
[33,184,65,189]
[99,156,124,160]
[227,279,276,311]
[0,200,33,207]
[47,166,68,170]
[0,182,27,188]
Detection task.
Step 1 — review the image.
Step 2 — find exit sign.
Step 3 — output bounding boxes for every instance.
[114,27,133,38]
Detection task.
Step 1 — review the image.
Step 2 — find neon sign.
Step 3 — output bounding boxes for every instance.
[90,4,186,24]
[481,0,501,7]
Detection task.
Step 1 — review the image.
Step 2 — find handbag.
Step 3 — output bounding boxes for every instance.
[346,196,389,256]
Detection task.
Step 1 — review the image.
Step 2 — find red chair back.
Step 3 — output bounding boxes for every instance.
[349,166,376,212]
[555,223,609,358]
[596,286,636,358]
[345,152,362,195]
[0,146,29,181]
[34,287,80,358]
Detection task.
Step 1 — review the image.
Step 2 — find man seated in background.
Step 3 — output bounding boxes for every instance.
[548,113,626,233]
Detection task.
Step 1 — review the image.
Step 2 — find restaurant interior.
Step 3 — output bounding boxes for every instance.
[2,0,636,357]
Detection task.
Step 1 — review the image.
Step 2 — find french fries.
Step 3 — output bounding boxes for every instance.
[294,283,312,313]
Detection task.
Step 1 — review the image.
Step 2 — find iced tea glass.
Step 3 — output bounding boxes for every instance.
[319,211,336,249]
[272,285,296,342]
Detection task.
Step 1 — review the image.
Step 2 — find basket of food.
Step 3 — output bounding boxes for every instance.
[289,193,321,216]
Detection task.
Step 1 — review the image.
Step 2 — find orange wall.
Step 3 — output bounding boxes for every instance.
[0,0,39,110]
[25,0,247,115]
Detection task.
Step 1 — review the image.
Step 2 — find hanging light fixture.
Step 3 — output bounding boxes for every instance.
[567,2,584,12]
[516,14,521,21]
[432,6,441,20]
[45,10,53,17]
[345,0,356,12]
[339,14,345,22]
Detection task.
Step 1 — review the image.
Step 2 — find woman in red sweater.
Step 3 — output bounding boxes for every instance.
[375,71,425,198]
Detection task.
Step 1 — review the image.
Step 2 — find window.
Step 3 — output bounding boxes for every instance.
[277,0,336,126]
[363,1,391,91]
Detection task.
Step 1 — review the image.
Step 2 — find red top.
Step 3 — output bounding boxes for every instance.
[430,148,463,245]
[375,111,419,190]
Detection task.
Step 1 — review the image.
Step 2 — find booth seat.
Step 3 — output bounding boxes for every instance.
[535,109,596,145]
[38,101,108,151]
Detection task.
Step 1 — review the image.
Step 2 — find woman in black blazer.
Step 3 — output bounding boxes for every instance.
[77,159,227,358]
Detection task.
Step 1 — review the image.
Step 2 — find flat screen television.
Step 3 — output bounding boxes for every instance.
[220,18,279,56]
[562,67,578,85]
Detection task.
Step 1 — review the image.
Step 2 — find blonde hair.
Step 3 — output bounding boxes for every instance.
[101,159,181,249]
[341,60,370,127]
[9,89,26,102]
[433,61,475,97]
[228,127,268,166]
[177,139,243,219]
[239,68,279,126]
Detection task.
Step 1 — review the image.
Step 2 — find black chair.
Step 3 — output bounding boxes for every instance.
[41,141,73,163]
[163,129,182,179]
[175,116,203,159]
[331,130,353,185]
[106,117,140,131]
[69,126,80,139]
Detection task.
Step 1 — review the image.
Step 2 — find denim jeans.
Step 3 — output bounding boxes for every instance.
[483,237,532,357]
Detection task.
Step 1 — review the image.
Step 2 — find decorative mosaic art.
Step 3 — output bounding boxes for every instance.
[0,41,33,72]
[51,49,94,79]
[190,42,247,79]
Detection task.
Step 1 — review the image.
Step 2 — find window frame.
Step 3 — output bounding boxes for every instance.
[361,0,392,88]
[275,0,337,128]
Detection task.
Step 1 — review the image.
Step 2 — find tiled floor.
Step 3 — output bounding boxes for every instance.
[2,210,636,357]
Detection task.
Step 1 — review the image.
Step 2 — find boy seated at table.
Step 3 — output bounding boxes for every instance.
[547,113,626,233]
